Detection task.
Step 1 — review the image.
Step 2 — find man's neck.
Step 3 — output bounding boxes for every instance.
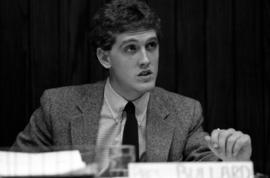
[109,79,145,101]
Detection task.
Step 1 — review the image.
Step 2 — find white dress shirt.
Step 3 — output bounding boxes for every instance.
[95,79,150,174]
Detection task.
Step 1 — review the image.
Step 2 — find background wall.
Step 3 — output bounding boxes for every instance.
[0,0,269,175]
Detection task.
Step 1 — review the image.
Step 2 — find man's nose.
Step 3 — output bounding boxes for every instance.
[139,48,150,68]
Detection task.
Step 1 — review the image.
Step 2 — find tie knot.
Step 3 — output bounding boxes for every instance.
[124,101,135,114]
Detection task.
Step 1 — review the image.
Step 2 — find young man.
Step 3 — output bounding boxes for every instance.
[12,0,252,175]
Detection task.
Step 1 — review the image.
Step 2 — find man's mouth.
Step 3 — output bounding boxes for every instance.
[138,70,153,76]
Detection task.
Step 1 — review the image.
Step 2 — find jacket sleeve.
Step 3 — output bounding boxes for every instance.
[10,91,53,152]
[183,101,220,161]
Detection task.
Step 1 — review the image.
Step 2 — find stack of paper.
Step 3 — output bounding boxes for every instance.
[0,150,86,176]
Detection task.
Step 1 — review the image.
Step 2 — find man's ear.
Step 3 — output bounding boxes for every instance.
[96,48,111,69]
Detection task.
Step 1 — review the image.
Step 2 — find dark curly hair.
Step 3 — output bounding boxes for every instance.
[89,0,161,51]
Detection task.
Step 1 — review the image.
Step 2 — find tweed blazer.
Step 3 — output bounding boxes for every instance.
[12,81,218,163]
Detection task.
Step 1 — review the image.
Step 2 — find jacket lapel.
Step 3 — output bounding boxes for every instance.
[146,89,174,162]
[70,81,105,162]
[68,82,175,162]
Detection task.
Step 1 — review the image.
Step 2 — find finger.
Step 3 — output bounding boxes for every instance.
[205,135,211,143]
[217,128,235,157]
[210,128,220,149]
[204,135,212,150]
[205,135,219,156]
[226,131,242,158]
[205,135,215,149]
[233,134,251,157]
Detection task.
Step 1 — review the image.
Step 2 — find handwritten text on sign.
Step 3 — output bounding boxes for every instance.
[129,162,254,178]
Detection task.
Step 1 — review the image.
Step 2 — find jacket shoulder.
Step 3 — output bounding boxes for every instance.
[41,81,104,103]
[40,81,105,114]
[153,87,201,110]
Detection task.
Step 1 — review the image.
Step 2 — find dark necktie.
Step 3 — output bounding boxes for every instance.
[122,101,139,162]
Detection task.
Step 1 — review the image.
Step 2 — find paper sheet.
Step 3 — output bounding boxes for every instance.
[0,150,86,176]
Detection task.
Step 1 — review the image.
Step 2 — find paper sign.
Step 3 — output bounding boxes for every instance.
[129,162,254,178]
[129,163,179,178]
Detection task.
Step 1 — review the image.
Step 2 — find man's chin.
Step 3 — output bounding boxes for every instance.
[136,81,156,93]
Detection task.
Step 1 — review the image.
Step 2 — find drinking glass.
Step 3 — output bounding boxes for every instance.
[108,145,135,177]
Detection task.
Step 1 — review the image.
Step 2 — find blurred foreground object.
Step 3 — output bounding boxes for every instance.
[0,150,97,176]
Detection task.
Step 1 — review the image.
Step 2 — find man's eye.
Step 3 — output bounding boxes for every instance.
[146,41,158,51]
[123,44,138,54]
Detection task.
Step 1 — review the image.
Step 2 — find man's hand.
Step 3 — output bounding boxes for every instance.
[205,128,252,161]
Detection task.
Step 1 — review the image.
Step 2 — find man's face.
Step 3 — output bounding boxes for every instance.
[107,30,159,100]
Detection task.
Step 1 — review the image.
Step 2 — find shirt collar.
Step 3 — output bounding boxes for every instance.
[104,78,150,124]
